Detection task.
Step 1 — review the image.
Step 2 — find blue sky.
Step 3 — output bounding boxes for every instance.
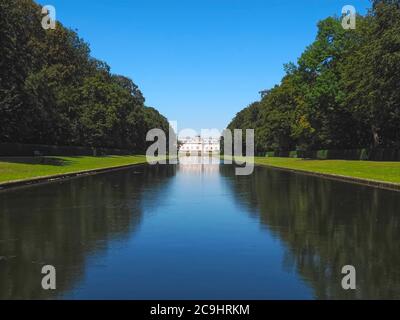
[38,0,371,134]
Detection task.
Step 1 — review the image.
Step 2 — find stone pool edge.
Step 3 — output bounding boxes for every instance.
[254,163,400,192]
[2,160,399,193]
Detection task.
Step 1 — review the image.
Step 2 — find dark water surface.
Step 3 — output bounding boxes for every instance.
[1,161,400,299]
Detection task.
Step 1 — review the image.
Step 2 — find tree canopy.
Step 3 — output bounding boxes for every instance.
[227,1,400,155]
[0,0,170,152]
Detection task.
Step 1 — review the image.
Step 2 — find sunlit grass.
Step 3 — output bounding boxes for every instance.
[220,155,400,184]
[0,155,148,184]
[3,155,399,186]
[253,157,400,184]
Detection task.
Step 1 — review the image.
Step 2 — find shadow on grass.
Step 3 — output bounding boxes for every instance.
[0,157,73,166]
[0,155,128,166]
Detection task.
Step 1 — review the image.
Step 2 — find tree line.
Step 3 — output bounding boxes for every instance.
[0,0,171,152]
[227,0,400,155]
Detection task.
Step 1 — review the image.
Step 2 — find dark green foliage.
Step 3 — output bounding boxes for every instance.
[227,2,400,153]
[0,0,170,153]
[266,147,400,161]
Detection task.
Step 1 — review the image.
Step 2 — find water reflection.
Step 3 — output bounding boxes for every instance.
[0,165,176,299]
[177,155,220,174]
[1,163,400,299]
[220,165,400,299]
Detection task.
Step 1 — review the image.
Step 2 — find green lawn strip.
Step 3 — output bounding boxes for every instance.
[253,157,400,185]
[0,155,148,184]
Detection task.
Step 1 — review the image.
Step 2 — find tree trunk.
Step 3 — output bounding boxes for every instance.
[371,125,381,148]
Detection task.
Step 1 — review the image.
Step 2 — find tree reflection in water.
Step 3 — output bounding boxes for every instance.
[0,165,176,299]
[1,164,399,299]
[219,165,400,299]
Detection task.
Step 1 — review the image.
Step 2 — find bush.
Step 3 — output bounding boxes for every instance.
[265,148,400,161]
[289,151,298,158]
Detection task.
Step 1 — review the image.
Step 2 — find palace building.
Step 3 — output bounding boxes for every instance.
[179,136,220,155]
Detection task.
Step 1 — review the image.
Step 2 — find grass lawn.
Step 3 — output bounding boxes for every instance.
[253,157,400,185]
[0,155,148,184]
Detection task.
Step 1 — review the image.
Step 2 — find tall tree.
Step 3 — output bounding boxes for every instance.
[0,0,171,152]
[341,2,400,147]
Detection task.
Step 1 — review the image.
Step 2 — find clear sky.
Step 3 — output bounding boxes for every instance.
[38,0,371,134]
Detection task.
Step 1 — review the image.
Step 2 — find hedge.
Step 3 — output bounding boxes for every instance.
[265,148,400,161]
[0,143,134,157]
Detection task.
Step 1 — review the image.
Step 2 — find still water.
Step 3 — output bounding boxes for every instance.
[1,159,400,299]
